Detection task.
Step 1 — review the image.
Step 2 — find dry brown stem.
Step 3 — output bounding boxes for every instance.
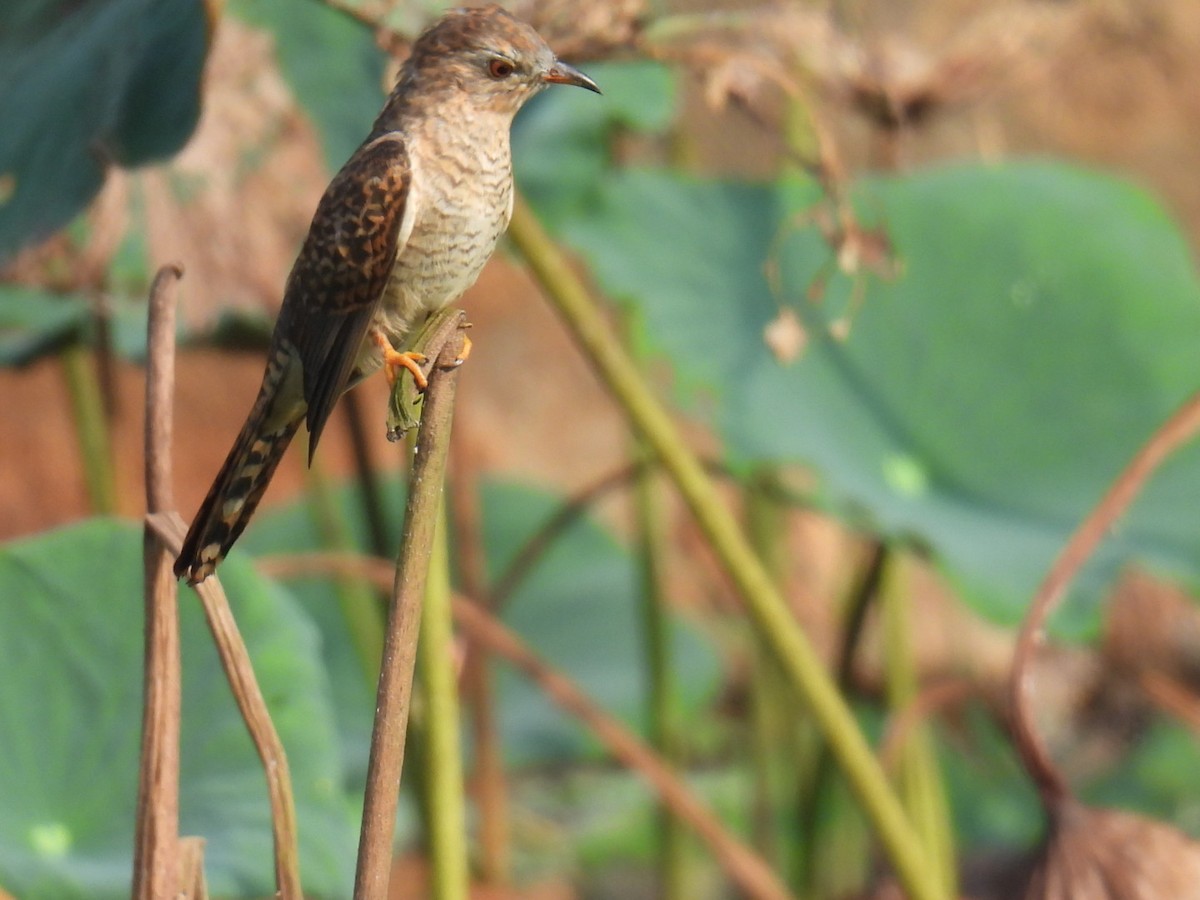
[134,263,187,899]
[353,313,467,900]
[148,511,302,898]
[1010,392,1200,807]
[1024,801,1200,899]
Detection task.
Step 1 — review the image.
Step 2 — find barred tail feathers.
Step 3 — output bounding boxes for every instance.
[175,391,304,585]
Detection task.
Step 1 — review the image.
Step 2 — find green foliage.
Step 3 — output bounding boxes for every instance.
[0,288,90,366]
[1084,718,1200,827]
[0,520,356,898]
[0,478,720,896]
[0,0,209,263]
[535,155,1200,630]
[0,284,186,368]
[514,60,677,227]
[481,480,719,764]
[5,8,1200,893]
[516,67,1200,630]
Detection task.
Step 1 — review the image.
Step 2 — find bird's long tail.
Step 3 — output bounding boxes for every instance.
[175,376,304,585]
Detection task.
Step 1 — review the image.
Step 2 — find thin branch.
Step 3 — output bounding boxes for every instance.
[1009,392,1200,808]
[489,460,643,608]
[148,512,302,898]
[879,679,975,774]
[257,551,797,900]
[134,263,186,900]
[143,265,184,512]
[353,311,467,900]
[179,837,208,899]
[453,600,799,900]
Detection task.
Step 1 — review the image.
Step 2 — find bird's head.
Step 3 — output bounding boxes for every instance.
[402,5,600,116]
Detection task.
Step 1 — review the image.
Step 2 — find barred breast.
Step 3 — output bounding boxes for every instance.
[369,123,514,357]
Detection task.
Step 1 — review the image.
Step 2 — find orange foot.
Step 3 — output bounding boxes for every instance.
[452,333,473,367]
[372,330,428,390]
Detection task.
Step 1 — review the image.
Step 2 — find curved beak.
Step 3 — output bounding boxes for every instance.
[544,60,601,94]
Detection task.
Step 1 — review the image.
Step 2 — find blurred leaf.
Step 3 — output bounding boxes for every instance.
[561,162,1200,630]
[0,288,89,365]
[242,478,401,786]
[0,286,164,368]
[243,476,722,770]
[0,280,273,368]
[514,60,676,228]
[481,480,720,764]
[937,707,1041,854]
[204,308,275,352]
[228,0,388,168]
[0,0,210,263]
[0,519,356,898]
[1084,717,1200,833]
[559,169,781,399]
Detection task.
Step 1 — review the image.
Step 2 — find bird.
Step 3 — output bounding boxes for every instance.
[175,4,599,584]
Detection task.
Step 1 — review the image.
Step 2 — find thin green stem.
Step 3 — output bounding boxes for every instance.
[632,441,687,899]
[508,195,942,900]
[880,562,957,899]
[418,505,469,899]
[796,541,885,893]
[342,390,393,557]
[743,472,790,869]
[306,459,385,685]
[62,343,116,514]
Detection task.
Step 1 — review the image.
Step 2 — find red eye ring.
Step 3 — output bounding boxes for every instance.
[488,58,514,79]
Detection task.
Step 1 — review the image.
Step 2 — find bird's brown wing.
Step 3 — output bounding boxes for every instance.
[277,133,413,457]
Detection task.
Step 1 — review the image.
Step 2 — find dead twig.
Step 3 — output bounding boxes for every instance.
[141,261,299,897]
[148,511,302,898]
[1010,392,1200,808]
[353,311,467,900]
[134,262,188,899]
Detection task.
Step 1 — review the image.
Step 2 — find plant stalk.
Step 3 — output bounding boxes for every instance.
[134,264,186,899]
[507,195,941,900]
[417,505,470,899]
[62,342,117,514]
[353,312,467,900]
[880,560,957,899]
[632,441,688,899]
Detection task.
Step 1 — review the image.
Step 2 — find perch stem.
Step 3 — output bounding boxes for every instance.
[353,312,466,900]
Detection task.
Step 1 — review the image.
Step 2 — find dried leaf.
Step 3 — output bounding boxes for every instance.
[762,306,805,363]
[1025,802,1200,899]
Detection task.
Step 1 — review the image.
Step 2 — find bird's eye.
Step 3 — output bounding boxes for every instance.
[487,58,515,79]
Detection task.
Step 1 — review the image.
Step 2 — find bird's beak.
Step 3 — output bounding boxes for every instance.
[544,60,601,94]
